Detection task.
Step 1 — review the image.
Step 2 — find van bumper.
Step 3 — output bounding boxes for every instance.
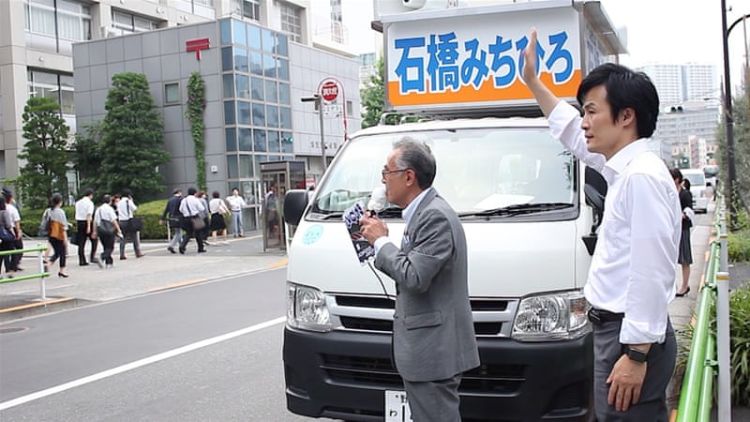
[283,326,593,421]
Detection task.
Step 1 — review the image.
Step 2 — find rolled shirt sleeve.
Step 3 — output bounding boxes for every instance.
[548,101,607,173]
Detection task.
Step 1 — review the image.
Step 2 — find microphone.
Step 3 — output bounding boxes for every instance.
[367,185,387,216]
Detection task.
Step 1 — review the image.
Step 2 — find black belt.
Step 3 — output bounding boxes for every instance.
[587,308,624,325]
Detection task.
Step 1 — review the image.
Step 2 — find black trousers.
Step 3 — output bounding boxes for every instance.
[179,219,204,252]
[76,220,98,264]
[49,237,66,268]
[98,232,115,265]
[10,237,22,270]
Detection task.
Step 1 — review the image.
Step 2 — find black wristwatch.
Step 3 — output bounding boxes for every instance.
[626,347,648,363]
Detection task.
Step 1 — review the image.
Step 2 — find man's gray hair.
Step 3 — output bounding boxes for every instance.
[393,137,436,190]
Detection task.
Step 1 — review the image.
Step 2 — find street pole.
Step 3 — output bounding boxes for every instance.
[318,96,327,171]
[721,0,737,227]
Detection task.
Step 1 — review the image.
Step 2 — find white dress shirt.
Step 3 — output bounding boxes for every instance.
[549,101,681,344]
[75,197,95,221]
[374,187,433,255]
[179,195,206,217]
[95,204,117,226]
[117,197,137,221]
[226,195,245,211]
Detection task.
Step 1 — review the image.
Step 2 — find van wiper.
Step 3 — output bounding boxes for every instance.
[375,207,403,218]
[459,202,573,217]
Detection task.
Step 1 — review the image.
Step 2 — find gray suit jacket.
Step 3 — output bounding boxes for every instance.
[375,188,480,382]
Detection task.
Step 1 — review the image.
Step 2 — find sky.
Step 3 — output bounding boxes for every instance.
[342,0,750,91]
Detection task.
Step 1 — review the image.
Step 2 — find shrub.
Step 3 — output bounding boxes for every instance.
[21,206,75,237]
[729,285,750,406]
[728,229,750,262]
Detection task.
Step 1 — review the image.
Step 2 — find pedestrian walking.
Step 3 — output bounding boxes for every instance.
[117,189,143,259]
[161,189,184,254]
[74,188,98,266]
[3,189,23,273]
[522,29,681,420]
[226,188,246,237]
[46,193,70,278]
[209,191,230,244]
[0,198,16,278]
[360,138,480,422]
[197,191,211,245]
[671,168,694,297]
[95,194,121,268]
[178,187,206,254]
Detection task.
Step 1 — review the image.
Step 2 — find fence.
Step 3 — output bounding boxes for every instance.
[0,244,51,300]
[676,197,732,421]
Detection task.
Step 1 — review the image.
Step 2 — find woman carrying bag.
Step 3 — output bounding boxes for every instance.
[47,193,69,278]
[95,194,122,268]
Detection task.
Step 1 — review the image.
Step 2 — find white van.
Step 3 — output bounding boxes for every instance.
[282,118,607,421]
[682,168,709,213]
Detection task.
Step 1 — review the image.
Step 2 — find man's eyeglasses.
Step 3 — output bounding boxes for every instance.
[381,168,409,178]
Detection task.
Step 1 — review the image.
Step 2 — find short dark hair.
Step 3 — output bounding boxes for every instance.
[577,63,660,139]
[83,188,94,197]
[51,193,63,207]
[122,188,132,197]
[212,191,220,198]
[393,137,436,190]
[188,187,197,195]
[172,188,182,195]
[102,194,112,204]
[670,168,683,181]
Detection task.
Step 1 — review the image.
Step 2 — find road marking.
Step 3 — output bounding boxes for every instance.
[0,316,286,411]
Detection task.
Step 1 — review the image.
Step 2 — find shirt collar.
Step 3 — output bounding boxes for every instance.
[602,139,650,184]
[402,187,432,227]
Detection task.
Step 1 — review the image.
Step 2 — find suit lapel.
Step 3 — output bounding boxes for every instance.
[402,188,437,250]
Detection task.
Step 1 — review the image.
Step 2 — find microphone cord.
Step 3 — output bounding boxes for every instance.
[367,259,393,301]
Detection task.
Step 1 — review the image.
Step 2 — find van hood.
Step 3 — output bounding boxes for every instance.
[287,219,579,298]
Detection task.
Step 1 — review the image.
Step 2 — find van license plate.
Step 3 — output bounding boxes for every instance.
[385,390,413,422]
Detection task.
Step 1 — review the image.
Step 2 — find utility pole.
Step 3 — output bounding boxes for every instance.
[721,0,737,227]
[301,94,327,172]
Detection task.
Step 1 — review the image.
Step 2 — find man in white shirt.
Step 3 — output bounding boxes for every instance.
[3,189,23,272]
[117,189,143,259]
[521,30,681,421]
[74,188,98,266]
[178,187,206,254]
[225,188,246,237]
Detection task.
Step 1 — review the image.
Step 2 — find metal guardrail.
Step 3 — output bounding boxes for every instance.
[676,197,732,421]
[0,244,51,300]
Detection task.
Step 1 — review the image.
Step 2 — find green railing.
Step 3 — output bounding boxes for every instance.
[676,199,730,421]
[0,244,51,299]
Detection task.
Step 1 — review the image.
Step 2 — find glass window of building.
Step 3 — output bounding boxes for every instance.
[226,128,237,152]
[27,69,75,115]
[279,2,303,43]
[238,101,251,125]
[223,74,234,98]
[164,83,180,105]
[249,52,263,76]
[263,55,276,78]
[268,131,280,153]
[227,155,239,179]
[239,128,253,151]
[261,29,275,53]
[279,107,292,129]
[234,48,249,73]
[252,102,265,126]
[224,101,235,124]
[239,155,254,178]
[111,9,158,35]
[232,19,246,46]
[266,105,279,128]
[232,0,260,21]
[25,0,91,53]
[248,24,261,50]
[265,80,277,103]
[222,47,233,71]
[278,58,289,81]
[278,83,290,105]
[236,74,250,99]
[254,129,267,152]
[251,77,264,101]
[281,132,294,154]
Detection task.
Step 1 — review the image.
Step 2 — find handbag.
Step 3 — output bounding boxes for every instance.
[38,208,51,237]
[96,208,116,236]
[130,217,144,232]
[0,225,14,243]
[191,215,206,231]
[49,220,65,240]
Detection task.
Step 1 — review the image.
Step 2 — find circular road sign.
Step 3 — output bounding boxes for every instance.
[321,80,339,103]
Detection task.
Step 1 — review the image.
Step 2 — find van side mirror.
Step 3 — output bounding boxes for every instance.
[284,190,309,226]
[582,167,607,256]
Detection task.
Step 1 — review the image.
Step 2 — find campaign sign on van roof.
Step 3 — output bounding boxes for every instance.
[384,5,581,111]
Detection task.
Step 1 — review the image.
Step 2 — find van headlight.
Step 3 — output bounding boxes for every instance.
[287,282,332,332]
[511,290,590,341]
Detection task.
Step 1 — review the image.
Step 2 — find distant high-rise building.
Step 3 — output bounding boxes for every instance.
[637,63,719,106]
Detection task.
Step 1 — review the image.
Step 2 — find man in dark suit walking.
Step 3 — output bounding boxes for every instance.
[360,138,479,422]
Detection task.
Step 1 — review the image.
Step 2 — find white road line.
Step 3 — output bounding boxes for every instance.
[0,316,286,411]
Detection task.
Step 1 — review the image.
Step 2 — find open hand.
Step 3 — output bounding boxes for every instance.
[606,354,647,412]
[521,28,539,86]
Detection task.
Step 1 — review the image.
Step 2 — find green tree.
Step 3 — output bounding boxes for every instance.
[360,56,400,128]
[717,78,750,213]
[186,72,206,191]
[72,121,105,194]
[18,96,70,209]
[100,72,169,199]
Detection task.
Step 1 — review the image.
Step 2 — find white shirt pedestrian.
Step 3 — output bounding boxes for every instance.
[75,196,95,221]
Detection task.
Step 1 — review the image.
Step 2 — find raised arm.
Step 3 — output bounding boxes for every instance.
[521,28,560,117]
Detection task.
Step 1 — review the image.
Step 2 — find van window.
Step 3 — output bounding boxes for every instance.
[683,172,706,187]
[313,128,575,216]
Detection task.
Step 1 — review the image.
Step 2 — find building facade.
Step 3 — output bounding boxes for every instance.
[73,17,360,229]
[637,63,719,106]
[1,0,357,186]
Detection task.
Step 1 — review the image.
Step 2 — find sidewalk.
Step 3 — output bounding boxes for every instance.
[0,232,287,323]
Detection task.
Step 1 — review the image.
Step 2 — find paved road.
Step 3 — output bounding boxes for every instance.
[0,268,328,421]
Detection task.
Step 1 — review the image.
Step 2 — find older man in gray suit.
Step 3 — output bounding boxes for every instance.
[360,138,479,422]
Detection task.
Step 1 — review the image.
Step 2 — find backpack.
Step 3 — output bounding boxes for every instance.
[37,208,51,237]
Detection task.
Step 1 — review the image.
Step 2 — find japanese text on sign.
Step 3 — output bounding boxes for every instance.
[393,31,573,94]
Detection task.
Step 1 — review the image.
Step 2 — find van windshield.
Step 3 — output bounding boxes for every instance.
[312,127,575,217]
[684,172,706,187]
